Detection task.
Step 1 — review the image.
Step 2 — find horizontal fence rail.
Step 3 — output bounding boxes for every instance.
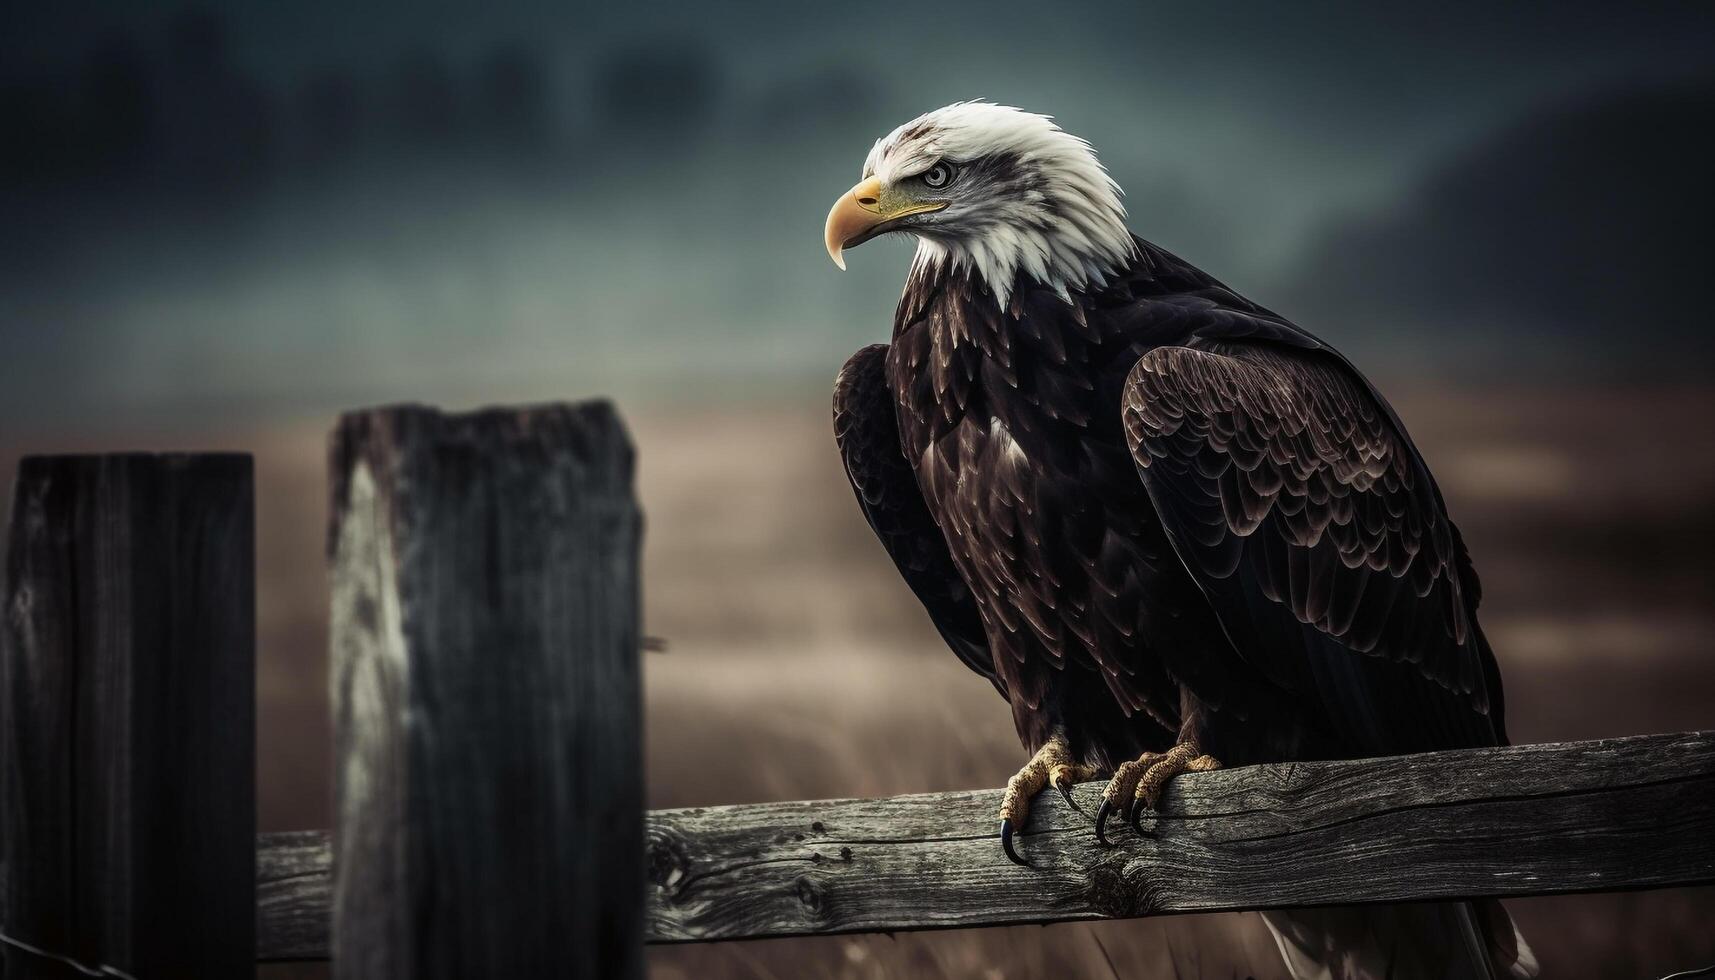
[256,729,1715,959]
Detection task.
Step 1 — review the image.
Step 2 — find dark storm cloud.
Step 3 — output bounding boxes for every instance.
[1284,74,1715,369]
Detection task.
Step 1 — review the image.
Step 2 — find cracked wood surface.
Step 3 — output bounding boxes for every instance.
[256,729,1715,958]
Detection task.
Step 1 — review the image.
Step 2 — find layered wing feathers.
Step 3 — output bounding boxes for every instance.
[1123,343,1502,753]
[834,344,1002,693]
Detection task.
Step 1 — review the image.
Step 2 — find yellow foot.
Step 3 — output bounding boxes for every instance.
[998,735,1100,866]
[1093,742,1221,845]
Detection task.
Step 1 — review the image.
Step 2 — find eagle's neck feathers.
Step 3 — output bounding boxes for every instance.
[908,215,1135,310]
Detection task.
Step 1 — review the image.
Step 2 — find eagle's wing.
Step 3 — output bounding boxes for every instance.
[835,344,1002,694]
[1121,341,1503,754]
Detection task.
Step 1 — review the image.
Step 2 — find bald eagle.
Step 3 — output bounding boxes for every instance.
[825,103,1537,979]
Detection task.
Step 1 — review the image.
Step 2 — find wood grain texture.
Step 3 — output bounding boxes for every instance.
[253,730,1715,957]
[648,730,1715,942]
[2,454,256,978]
[257,830,331,962]
[328,403,644,980]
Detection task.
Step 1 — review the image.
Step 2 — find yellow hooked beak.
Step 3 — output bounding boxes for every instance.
[824,176,948,270]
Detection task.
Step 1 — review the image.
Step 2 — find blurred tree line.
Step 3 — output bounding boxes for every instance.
[0,7,749,203]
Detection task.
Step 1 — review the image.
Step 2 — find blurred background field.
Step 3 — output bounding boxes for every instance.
[4,1,1715,976]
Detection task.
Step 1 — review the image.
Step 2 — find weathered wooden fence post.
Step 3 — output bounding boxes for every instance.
[1,454,256,978]
[329,403,644,980]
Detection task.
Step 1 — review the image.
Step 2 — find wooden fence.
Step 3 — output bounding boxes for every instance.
[3,401,1713,978]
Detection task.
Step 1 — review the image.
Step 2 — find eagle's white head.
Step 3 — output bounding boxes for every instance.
[825,102,1136,307]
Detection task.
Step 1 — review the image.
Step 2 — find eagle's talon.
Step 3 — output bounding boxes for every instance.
[1055,779,1080,814]
[997,734,1098,864]
[1093,798,1116,845]
[1132,742,1222,813]
[1098,754,1154,839]
[1000,818,1029,866]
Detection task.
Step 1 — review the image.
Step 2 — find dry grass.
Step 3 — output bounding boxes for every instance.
[5,383,1714,978]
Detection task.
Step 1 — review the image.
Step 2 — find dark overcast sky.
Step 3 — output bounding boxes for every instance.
[2,2,1712,424]
[10,2,1711,172]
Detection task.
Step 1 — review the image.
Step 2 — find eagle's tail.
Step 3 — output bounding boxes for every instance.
[1260,900,1538,980]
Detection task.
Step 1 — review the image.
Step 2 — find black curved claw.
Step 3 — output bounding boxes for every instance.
[1093,798,1115,846]
[1000,818,1029,867]
[1057,781,1081,815]
[1127,796,1146,833]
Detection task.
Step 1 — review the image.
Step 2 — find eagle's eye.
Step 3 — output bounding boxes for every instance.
[922,162,953,190]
